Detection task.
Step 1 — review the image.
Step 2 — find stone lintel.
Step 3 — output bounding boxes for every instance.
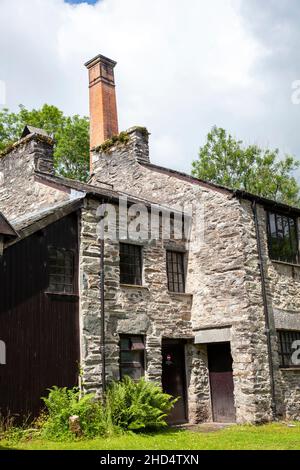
[273,308,300,331]
[194,327,231,344]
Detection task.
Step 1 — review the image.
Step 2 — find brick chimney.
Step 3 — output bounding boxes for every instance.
[85,54,119,170]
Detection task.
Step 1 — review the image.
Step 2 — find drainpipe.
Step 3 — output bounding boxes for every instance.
[99,237,106,397]
[252,200,276,418]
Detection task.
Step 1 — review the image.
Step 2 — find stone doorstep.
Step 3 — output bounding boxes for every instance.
[173,422,236,433]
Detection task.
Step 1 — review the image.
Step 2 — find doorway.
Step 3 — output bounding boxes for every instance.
[207,342,236,423]
[161,339,187,424]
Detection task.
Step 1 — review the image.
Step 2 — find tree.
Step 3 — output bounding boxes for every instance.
[192,126,300,207]
[0,104,89,181]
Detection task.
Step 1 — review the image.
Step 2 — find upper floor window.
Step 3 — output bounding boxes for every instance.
[278,330,300,368]
[119,335,145,380]
[48,247,75,294]
[119,243,142,285]
[267,212,299,264]
[166,250,185,293]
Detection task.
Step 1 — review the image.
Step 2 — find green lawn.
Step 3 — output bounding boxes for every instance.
[1,423,300,450]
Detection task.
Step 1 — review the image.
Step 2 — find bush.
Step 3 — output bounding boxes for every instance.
[40,378,176,439]
[105,377,177,431]
[41,386,111,439]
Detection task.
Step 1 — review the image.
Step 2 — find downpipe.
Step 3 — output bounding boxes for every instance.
[99,237,106,397]
[252,200,276,419]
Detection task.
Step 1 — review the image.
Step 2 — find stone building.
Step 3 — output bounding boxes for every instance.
[0,54,300,423]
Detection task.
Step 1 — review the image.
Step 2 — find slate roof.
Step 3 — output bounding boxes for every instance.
[35,171,184,213]
[3,170,187,248]
[140,161,300,215]
[5,199,83,248]
[21,125,50,139]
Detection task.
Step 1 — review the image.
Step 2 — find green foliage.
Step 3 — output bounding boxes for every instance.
[0,104,89,181]
[39,378,176,440]
[192,126,300,207]
[105,376,177,431]
[0,414,34,444]
[41,386,110,440]
[95,128,148,153]
[96,131,130,152]
[54,115,90,181]
[2,423,300,450]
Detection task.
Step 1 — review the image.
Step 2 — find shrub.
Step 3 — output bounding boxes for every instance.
[40,378,176,439]
[105,377,177,431]
[41,386,111,439]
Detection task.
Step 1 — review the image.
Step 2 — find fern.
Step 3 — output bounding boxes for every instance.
[105,377,177,431]
[40,378,177,439]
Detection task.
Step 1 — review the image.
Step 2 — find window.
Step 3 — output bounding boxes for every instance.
[119,243,142,285]
[48,247,75,294]
[267,212,299,264]
[166,250,185,293]
[119,335,145,380]
[278,330,300,368]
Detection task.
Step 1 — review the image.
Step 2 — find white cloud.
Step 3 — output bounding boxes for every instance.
[1,0,298,173]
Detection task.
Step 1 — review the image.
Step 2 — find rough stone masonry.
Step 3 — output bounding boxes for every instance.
[1,52,300,424]
[90,125,300,423]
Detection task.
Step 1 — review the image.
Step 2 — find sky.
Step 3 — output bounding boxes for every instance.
[1,0,300,173]
[65,0,97,3]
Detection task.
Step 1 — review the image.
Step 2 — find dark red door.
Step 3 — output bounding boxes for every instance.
[208,343,235,423]
[162,339,187,424]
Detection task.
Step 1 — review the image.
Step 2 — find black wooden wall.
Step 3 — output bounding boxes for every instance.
[0,212,80,418]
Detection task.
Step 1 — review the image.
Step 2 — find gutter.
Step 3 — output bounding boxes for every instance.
[234,189,300,216]
[252,200,276,418]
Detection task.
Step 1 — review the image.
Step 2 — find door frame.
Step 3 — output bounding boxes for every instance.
[207,341,236,423]
[161,338,188,424]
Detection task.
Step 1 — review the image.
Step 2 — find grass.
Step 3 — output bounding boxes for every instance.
[1,422,300,450]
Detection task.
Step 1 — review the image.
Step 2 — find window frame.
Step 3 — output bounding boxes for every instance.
[166,249,185,293]
[119,335,145,380]
[278,330,300,368]
[267,211,299,264]
[119,242,143,286]
[47,246,76,295]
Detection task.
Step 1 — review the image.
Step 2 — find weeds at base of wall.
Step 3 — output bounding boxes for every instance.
[0,377,177,443]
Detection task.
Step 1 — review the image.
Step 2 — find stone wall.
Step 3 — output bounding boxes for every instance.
[90,128,275,423]
[79,197,102,393]
[252,203,300,420]
[78,195,212,422]
[0,135,68,220]
[4,125,299,423]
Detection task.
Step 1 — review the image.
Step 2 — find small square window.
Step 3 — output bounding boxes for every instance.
[119,243,142,285]
[48,247,75,294]
[119,335,145,380]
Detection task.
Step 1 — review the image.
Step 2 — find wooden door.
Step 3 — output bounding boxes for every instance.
[162,339,187,424]
[208,343,236,423]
